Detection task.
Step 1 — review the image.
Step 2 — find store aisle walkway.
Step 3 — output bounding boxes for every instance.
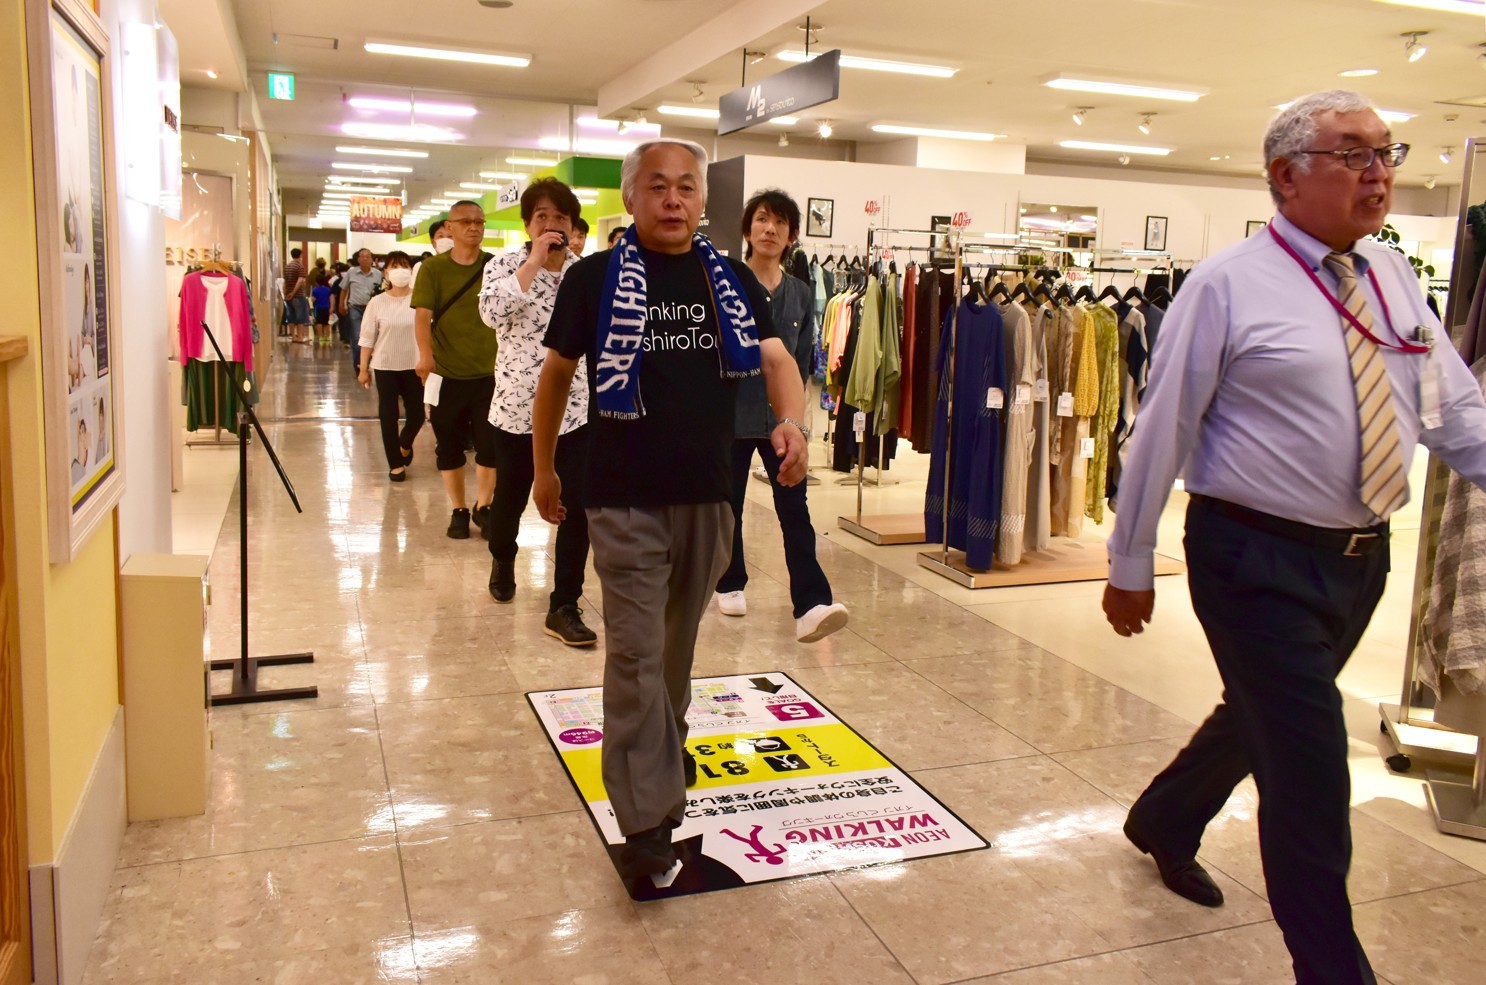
[84,341,1486,984]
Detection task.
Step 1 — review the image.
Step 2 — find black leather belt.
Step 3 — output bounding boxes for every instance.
[1190,494,1388,557]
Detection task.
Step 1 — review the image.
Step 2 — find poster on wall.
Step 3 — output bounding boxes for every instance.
[530,671,988,900]
[28,0,124,562]
[350,196,403,233]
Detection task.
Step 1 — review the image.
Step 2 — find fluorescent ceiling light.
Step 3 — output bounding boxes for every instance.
[576,116,661,135]
[506,155,559,166]
[1274,102,1414,123]
[538,136,639,155]
[871,124,1004,142]
[347,96,477,118]
[1338,68,1379,77]
[335,145,430,158]
[1044,75,1206,102]
[363,41,530,68]
[657,104,720,120]
[430,198,457,205]
[341,122,462,143]
[1059,139,1173,156]
[459,182,504,191]
[479,171,521,180]
[332,161,414,173]
[776,49,957,78]
[1371,0,1482,14]
[770,116,799,126]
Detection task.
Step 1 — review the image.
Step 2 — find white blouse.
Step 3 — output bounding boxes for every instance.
[478,248,587,435]
[358,292,418,372]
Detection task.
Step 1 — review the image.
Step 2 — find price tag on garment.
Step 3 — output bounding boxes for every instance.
[1056,393,1074,418]
[986,387,1004,410]
[1033,379,1050,402]
[1015,384,1033,407]
[853,411,866,435]
[1079,437,1096,459]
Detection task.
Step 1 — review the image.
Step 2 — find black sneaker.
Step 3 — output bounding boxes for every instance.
[472,504,491,541]
[619,824,676,881]
[544,604,597,646]
[489,560,516,603]
[446,508,471,540]
[684,750,697,787]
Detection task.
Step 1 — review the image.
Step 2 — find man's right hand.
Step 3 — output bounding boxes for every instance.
[415,354,434,384]
[1103,585,1156,637]
[526,230,568,271]
[533,470,565,524]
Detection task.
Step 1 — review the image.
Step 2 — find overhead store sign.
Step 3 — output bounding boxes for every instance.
[718,48,840,136]
[349,196,402,233]
[267,72,295,100]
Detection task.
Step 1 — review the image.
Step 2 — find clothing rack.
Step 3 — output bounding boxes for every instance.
[917,238,1183,588]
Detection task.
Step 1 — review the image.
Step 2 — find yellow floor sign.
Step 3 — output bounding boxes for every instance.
[529,672,988,899]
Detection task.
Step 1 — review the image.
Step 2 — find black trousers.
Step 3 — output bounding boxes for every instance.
[373,369,425,471]
[716,438,832,618]
[430,375,497,470]
[488,425,590,611]
[1131,497,1385,985]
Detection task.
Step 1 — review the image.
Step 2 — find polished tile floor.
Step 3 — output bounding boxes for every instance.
[88,338,1486,984]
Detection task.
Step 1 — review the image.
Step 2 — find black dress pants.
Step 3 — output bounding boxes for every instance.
[373,369,425,470]
[716,438,832,618]
[487,425,590,611]
[1131,497,1386,985]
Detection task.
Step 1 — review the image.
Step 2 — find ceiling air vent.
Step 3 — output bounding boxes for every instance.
[274,33,339,50]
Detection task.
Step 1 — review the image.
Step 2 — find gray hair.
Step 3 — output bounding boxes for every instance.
[1262,90,1377,206]
[620,138,710,202]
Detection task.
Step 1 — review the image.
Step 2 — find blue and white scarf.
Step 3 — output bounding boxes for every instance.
[594,227,761,420]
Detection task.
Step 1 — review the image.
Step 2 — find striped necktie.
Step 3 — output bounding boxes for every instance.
[1321,251,1407,519]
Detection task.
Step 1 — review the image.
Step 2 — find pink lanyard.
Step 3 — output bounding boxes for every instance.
[1268,225,1426,355]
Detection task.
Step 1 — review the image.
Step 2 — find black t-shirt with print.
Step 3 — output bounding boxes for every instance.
[545,246,777,507]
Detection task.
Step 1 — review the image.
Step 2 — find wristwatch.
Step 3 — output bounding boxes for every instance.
[777,417,812,440]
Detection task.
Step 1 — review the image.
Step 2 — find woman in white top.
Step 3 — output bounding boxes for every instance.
[477,178,593,646]
[357,250,423,481]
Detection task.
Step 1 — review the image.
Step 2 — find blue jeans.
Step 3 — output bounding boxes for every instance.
[345,305,366,371]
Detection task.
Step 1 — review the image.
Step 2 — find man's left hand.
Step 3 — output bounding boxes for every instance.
[771,423,808,486]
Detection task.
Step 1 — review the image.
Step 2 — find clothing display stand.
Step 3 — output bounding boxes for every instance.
[1380,136,1486,773]
[199,320,319,706]
[917,238,1182,588]
[1422,682,1486,840]
[184,259,245,447]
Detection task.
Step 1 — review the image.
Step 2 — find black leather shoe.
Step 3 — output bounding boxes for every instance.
[1123,814,1224,908]
[389,469,407,482]
[684,750,697,787]
[620,824,676,881]
[544,604,596,645]
[446,508,471,540]
[488,560,516,603]
[472,504,491,541]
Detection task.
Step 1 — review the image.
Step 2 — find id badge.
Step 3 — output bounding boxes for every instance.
[1416,326,1442,430]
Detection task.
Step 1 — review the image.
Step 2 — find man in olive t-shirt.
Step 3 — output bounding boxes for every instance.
[412,200,498,539]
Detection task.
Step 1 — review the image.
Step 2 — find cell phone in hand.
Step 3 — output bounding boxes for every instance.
[555,231,568,249]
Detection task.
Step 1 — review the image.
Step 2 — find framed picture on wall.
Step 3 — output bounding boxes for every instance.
[26,0,125,563]
[1144,215,1168,252]
[806,197,833,238]
[1246,220,1267,238]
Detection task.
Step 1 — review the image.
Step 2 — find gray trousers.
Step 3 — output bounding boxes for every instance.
[587,503,733,835]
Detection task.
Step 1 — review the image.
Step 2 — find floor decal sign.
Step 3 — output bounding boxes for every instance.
[528,672,988,899]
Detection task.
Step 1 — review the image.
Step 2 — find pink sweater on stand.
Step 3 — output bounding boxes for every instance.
[179,271,254,371]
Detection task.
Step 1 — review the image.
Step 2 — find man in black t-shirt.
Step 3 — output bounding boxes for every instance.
[534,139,809,885]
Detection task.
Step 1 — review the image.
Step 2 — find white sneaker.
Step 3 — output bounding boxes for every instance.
[716,591,747,617]
[796,602,849,643]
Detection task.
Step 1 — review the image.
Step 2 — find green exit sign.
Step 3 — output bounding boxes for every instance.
[267,72,295,100]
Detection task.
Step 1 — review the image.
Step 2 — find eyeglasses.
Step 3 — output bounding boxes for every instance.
[1298,143,1409,171]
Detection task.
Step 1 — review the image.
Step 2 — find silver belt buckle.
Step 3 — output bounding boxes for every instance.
[1344,533,1377,557]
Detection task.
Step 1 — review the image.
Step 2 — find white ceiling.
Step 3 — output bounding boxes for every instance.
[161,0,1486,218]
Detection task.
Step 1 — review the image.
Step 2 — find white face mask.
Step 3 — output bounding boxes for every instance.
[387,268,412,287]
[434,237,455,254]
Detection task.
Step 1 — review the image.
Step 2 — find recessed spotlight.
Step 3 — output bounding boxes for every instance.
[1338,68,1379,77]
[817,121,834,138]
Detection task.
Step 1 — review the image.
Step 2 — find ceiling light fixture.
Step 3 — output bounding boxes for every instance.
[205,69,219,79]
[871,124,1004,142]
[1403,31,1429,62]
[459,182,505,191]
[688,80,706,102]
[1372,0,1482,15]
[1044,74,1206,102]
[1338,68,1379,77]
[1441,146,1454,164]
[1059,139,1173,156]
[335,145,430,158]
[325,186,392,196]
[537,136,639,155]
[505,155,559,166]
[817,121,834,138]
[326,175,399,185]
[1424,175,1438,189]
[1138,113,1154,135]
[331,161,414,172]
[778,133,790,147]
[363,40,530,68]
[1072,106,1092,126]
[576,116,661,135]
[346,96,477,117]
[776,49,958,78]
[657,104,720,120]
[771,116,799,126]
[340,122,462,143]
[430,198,458,206]
[478,171,521,180]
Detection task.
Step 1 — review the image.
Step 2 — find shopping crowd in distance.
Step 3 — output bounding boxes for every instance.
[271,96,1486,984]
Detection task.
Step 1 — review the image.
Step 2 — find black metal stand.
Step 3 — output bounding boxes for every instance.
[199,321,318,706]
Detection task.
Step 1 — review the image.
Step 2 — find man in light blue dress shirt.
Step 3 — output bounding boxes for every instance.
[1104,90,1486,985]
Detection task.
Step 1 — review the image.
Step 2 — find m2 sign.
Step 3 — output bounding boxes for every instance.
[718,49,841,136]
